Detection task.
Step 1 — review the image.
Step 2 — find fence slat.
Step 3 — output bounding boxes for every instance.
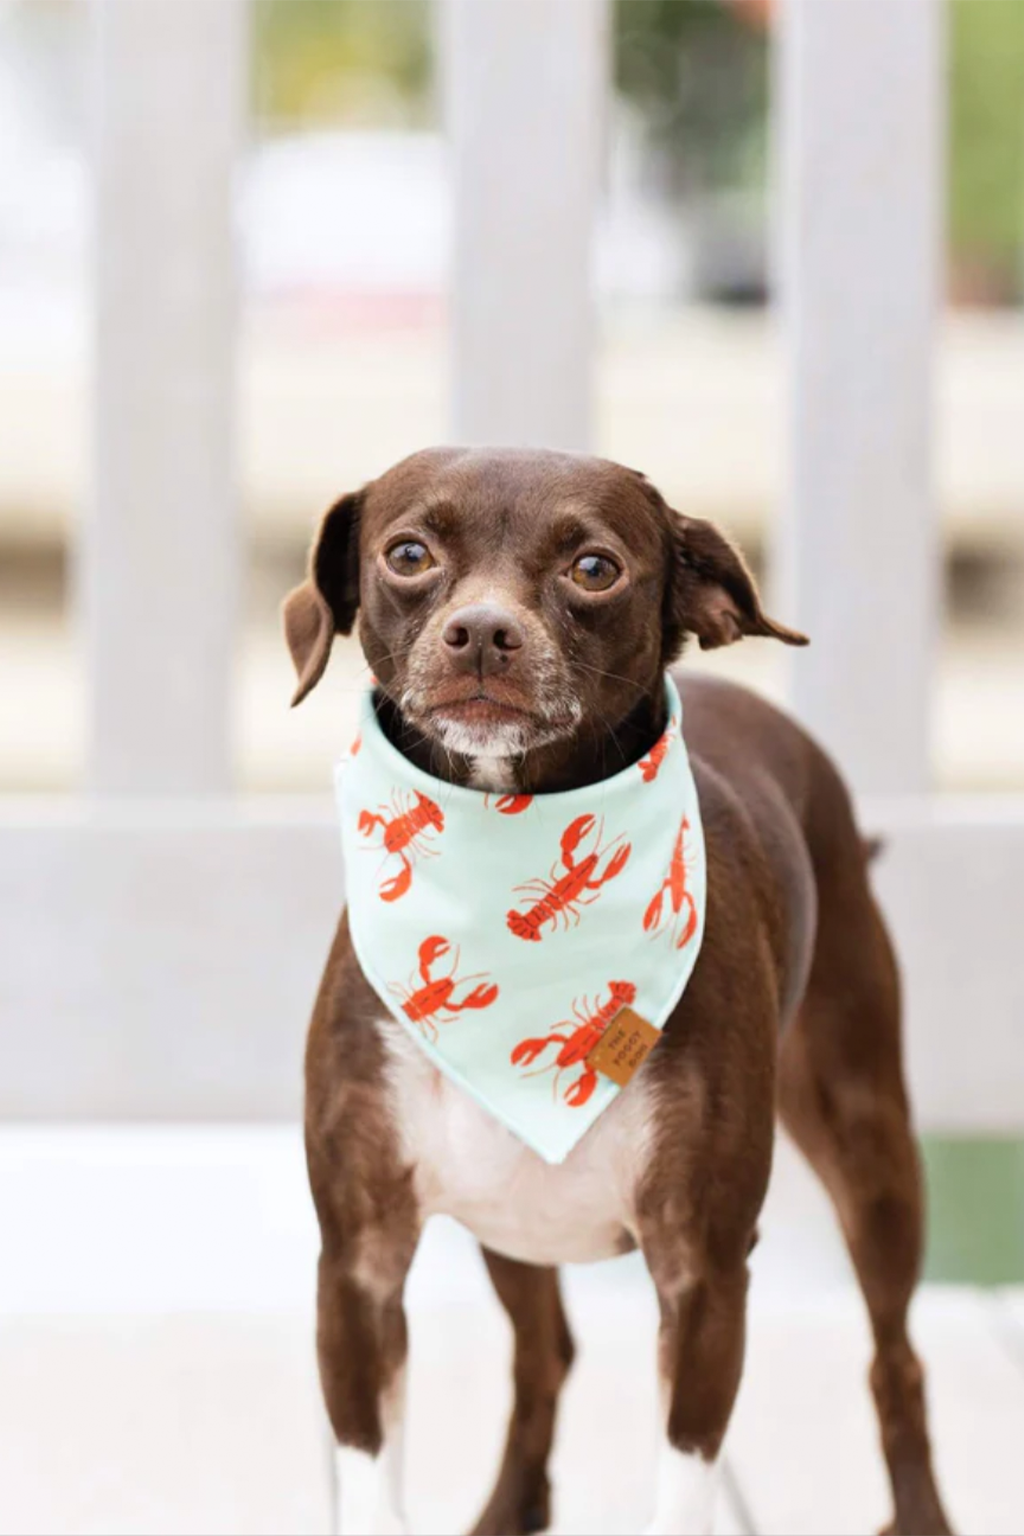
[776,0,943,794]
[444,0,607,451]
[83,0,245,794]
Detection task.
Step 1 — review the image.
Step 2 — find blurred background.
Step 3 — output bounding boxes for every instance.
[1,0,1023,792]
[1,2,1023,1533]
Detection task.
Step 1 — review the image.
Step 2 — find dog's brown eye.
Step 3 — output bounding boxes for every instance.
[570,553,621,592]
[385,539,436,577]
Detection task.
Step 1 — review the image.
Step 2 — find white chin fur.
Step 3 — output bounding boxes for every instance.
[426,700,582,762]
[432,716,534,759]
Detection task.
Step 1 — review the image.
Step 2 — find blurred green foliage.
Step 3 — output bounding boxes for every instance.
[252,0,432,126]
[949,0,1024,298]
[923,1137,1024,1284]
[254,0,1024,300]
[613,0,767,194]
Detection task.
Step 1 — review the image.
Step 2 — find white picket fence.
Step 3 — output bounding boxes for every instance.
[1,0,1021,1128]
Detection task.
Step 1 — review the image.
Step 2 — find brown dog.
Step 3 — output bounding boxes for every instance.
[283,447,951,1536]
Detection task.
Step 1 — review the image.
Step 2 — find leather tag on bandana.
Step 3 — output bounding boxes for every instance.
[588,1006,661,1087]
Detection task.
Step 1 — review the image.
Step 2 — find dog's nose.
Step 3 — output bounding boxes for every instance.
[442,603,525,676]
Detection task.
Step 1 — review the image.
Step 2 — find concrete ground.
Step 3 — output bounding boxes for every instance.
[1,1125,1022,1536]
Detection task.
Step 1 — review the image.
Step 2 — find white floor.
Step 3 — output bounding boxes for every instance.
[0,1126,1021,1536]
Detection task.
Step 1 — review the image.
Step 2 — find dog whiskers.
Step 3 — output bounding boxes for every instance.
[573,659,649,695]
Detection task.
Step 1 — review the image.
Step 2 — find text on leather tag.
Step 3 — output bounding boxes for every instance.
[587,1006,661,1087]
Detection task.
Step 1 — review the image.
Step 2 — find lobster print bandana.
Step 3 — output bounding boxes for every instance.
[335,675,706,1165]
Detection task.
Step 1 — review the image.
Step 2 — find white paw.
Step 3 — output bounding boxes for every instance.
[370,1514,408,1536]
[334,1443,409,1536]
[644,1444,718,1536]
[334,1506,408,1536]
[643,1524,713,1536]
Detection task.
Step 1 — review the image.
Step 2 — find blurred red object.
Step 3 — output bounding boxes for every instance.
[727,0,773,29]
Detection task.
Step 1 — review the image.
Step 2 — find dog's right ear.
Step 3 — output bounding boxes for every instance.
[281,489,364,706]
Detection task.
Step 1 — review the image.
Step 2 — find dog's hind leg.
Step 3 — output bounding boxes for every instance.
[779,869,952,1536]
[470,1248,574,1536]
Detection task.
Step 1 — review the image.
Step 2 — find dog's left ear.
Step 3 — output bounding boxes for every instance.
[662,510,809,662]
[281,489,365,706]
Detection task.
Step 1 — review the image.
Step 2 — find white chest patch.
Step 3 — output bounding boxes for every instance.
[379,1017,656,1266]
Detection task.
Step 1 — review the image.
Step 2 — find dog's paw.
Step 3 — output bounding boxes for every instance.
[373,1516,409,1536]
[642,1525,713,1536]
[334,1512,408,1536]
[469,1472,551,1536]
[878,1523,954,1536]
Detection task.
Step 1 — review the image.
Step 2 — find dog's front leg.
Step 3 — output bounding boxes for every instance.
[305,957,423,1533]
[638,1237,750,1536]
[317,1234,419,1536]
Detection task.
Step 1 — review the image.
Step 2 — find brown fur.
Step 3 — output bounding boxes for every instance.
[288,447,950,1536]
[471,1251,575,1536]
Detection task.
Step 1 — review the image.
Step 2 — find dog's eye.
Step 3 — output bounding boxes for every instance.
[385,539,436,577]
[570,553,621,592]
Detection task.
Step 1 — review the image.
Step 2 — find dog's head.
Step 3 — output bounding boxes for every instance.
[283,447,805,773]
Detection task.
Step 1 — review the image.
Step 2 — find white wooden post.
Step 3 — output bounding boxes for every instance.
[443,0,607,451]
[775,0,943,794]
[83,0,245,794]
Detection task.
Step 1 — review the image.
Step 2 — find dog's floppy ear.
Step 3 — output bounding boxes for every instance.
[662,509,808,662]
[282,489,364,706]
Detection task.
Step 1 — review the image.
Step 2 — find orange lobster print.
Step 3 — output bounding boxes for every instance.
[506,814,631,942]
[358,790,444,901]
[643,815,699,949]
[638,717,676,783]
[390,936,499,1042]
[484,793,534,815]
[510,980,637,1106]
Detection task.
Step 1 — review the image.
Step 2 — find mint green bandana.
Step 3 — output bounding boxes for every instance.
[335,676,706,1165]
